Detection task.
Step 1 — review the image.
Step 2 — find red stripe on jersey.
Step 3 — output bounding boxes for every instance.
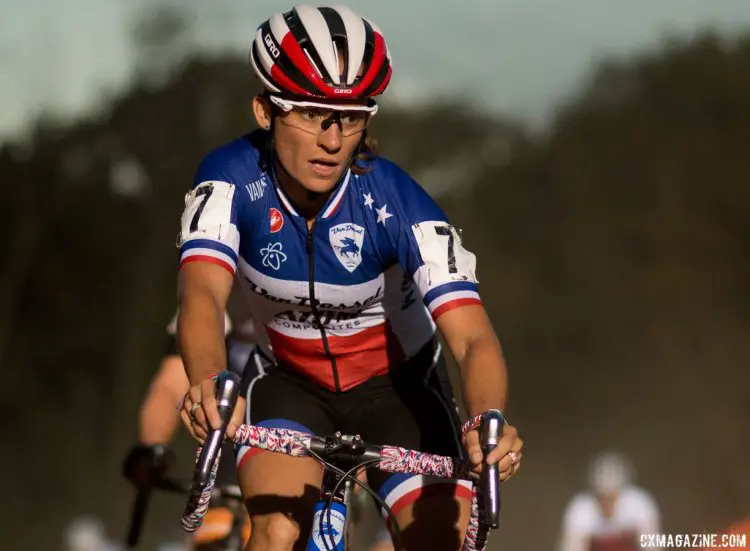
[431,298,482,321]
[266,321,404,391]
[180,255,235,277]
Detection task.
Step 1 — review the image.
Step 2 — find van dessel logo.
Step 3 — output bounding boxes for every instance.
[329,223,365,273]
[311,508,345,549]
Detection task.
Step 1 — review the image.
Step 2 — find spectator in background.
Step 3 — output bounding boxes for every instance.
[558,450,660,551]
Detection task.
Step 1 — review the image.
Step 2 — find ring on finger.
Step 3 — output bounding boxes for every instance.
[508,450,519,465]
[189,401,202,420]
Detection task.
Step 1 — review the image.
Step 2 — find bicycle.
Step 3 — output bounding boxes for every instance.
[126,467,249,550]
[178,371,504,551]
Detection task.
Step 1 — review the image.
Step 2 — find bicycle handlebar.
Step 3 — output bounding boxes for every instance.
[181,371,503,551]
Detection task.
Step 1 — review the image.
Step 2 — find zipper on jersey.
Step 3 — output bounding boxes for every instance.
[306,221,342,392]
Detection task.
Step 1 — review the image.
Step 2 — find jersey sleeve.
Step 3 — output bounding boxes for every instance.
[178,153,244,276]
[381,162,481,321]
[558,495,596,551]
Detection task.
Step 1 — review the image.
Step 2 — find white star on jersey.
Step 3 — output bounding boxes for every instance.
[363,192,374,209]
[375,204,393,225]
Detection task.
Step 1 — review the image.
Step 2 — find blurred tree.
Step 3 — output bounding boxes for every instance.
[130,2,193,88]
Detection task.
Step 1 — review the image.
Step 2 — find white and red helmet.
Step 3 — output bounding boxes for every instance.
[249,5,392,103]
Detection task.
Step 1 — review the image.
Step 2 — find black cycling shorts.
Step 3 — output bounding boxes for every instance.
[236,339,472,518]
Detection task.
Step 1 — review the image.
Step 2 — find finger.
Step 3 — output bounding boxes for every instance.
[188,407,209,441]
[495,452,520,474]
[188,384,203,405]
[180,409,205,444]
[486,428,519,465]
[192,421,209,442]
[486,444,509,466]
[227,396,246,438]
[200,378,222,430]
[191,405,210,435]
[500,458,521,482]
[463,430,483,467]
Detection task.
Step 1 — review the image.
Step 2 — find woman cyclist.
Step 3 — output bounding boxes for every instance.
[176,5,524,550]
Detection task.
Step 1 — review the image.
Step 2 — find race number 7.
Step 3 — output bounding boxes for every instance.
[189,183,214,232]
[433,224,457,274]
[412,220,476,283]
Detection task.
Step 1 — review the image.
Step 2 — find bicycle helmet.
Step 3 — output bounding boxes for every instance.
[588,449,634,494]
[249,4,392,105]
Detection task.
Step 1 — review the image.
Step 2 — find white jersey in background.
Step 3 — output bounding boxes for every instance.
[559,485,660,551]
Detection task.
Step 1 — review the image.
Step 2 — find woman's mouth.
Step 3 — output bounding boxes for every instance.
[309,159,340,178]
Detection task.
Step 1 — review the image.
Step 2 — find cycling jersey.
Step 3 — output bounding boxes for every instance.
[177,130,481,391]
[559,486,660,551]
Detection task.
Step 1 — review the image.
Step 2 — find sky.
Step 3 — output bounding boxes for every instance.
[1,0,749,140]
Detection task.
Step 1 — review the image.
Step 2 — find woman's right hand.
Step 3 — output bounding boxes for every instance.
[179,377,246,443]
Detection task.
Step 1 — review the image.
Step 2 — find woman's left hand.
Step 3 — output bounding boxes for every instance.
[464,422,523,482]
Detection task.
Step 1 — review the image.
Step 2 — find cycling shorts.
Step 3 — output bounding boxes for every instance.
[237,339,472,521]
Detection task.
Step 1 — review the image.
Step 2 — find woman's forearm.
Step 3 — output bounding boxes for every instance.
[457,335,508,418]
[177,285,228,385]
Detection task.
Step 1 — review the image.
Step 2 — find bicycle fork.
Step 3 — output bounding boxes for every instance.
[307,469,353,551]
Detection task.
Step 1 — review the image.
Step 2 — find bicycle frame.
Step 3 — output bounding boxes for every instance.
[307,469,353,551]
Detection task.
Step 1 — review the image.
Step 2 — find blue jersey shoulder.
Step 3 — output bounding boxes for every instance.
[193,130,269,189]
[357,155,447,224]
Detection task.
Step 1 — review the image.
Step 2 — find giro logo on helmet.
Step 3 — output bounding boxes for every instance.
[263,34,280,59]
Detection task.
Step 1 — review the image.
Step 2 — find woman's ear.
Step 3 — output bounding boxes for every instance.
[252,96,272,130]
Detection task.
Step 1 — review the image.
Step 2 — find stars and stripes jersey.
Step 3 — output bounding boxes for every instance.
[178,130,482,392]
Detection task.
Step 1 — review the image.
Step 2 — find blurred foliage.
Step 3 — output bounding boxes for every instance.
[0,22,748,551]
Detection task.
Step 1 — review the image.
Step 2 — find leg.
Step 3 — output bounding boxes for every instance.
[237,369,334,551]
[239,447,323,551]
[380,477,472,551]
[355,344,470,551]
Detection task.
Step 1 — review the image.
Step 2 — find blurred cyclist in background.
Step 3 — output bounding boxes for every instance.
[122,285,266,549]
[63,516,122,551]
[558,450,660,551]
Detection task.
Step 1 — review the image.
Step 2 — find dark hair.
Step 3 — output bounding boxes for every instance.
[351,131,377,175]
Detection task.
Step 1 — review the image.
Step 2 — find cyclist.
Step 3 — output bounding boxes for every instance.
[175,5,524,550]
[558,450,660,551]
[123,284,266,549]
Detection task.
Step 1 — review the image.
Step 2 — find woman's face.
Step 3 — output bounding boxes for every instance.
[253,97,370,194]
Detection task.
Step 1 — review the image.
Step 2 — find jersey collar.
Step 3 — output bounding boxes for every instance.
[271,160,351,220]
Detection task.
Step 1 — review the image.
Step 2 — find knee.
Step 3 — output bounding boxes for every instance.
[249,513,300,550]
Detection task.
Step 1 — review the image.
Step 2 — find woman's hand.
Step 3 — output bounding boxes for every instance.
[179,377,246,443]
[464,422,523,482]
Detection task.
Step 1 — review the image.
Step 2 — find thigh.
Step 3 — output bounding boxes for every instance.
[357,353,471,551]
[237,369,333,543]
